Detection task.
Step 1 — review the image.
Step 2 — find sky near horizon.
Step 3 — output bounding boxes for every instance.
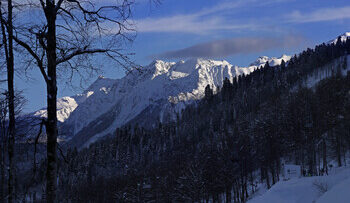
[4,0,350,112]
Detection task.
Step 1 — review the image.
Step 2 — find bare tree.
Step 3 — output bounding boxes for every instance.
[1,0,143,201]
[0,93,7,202]
[0,89,27,201]
[0,12,4,203]
[0,0,15,201]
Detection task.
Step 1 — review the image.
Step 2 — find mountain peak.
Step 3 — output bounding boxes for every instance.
[147,60,175,79]
[147,58,231,79]
[249,55,291,67]
[328,32,350,44]
[342,32,350,37]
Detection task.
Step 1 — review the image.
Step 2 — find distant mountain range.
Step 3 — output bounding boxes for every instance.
[28,33,350,148]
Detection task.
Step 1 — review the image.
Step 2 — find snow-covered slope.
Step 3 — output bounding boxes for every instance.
[248,166,350,203]
[32,76,116,123]
[29,55,289,147]
[302,55,350,89]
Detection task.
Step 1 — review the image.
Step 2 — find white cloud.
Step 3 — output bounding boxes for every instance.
[153,35,304,59]
[135,15,257,34]
[134,0,288,34]
[287,6,350,23]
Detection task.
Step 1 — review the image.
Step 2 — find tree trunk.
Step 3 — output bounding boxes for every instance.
[276,159,280,181]
[244,180,249,199]
[0,105,6,202]
[1,0,15,201]
[0,10,6,202]
[212,193,218,203]
[336,134,342,167]
[233,181,238,203]
[313,144,317,175]
[45,1,58,202]
[265,169,270,189]
[301,147,305,176]
[322,138,328,175]
[0,140,4,202]
[225,186,231,203]
[271,164,276,185]
[240,176,245,203]
[260,167,264,183]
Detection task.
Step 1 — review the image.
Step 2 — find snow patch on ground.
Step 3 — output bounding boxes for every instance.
[317,173,350,203]
[303,55,350,89]
[248,166,350,203]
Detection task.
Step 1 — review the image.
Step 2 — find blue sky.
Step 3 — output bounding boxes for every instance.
[8,0,350,112]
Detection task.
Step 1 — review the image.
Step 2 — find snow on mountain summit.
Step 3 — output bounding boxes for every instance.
[33,96,78,122]
[328,32,350,44]
[250,55,291,67]
[149,60,175,79]
[30,55,290,146]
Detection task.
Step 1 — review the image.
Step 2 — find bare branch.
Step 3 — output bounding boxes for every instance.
[55,0,65,12]
[56,48,109,65]
[0,2,10,66]
[39,0,46,10]
[12,35,49,83]
[57,143,69,164]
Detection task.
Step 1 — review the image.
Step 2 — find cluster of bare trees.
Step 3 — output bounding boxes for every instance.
[0,0,152,201]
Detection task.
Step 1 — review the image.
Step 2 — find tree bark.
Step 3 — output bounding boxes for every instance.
[0,130,5,202]
[0,4,6,202]
[44,1,58,202]
[322,138,328,175]
[225,186,231,203]
[276,159,280,181]
[265,169,270,189]
[336,134,342,167]
[271,164,276,185]
[1,0,15,201]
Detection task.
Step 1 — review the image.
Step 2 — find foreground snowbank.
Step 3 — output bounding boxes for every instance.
[317,175,350,203]
[248,166,350,203]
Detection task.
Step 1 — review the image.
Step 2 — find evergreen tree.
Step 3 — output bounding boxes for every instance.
[204,84,213,101]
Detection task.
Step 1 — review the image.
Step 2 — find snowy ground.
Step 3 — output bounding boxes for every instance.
[248,165,350,203]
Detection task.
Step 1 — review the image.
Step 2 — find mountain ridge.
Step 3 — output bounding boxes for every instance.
[29,55,290,146]
[28,32,350,148]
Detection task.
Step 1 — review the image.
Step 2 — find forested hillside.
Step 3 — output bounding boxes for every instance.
[38,37,350,202]
[1,0,349,202]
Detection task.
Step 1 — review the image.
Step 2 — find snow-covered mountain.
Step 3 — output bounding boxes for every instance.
[27,32,350,148]
[29,55,290,147]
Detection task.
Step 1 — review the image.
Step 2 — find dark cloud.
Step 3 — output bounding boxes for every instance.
[152,35,305,59]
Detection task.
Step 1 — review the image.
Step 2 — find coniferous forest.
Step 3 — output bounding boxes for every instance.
[45,37,350,202]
